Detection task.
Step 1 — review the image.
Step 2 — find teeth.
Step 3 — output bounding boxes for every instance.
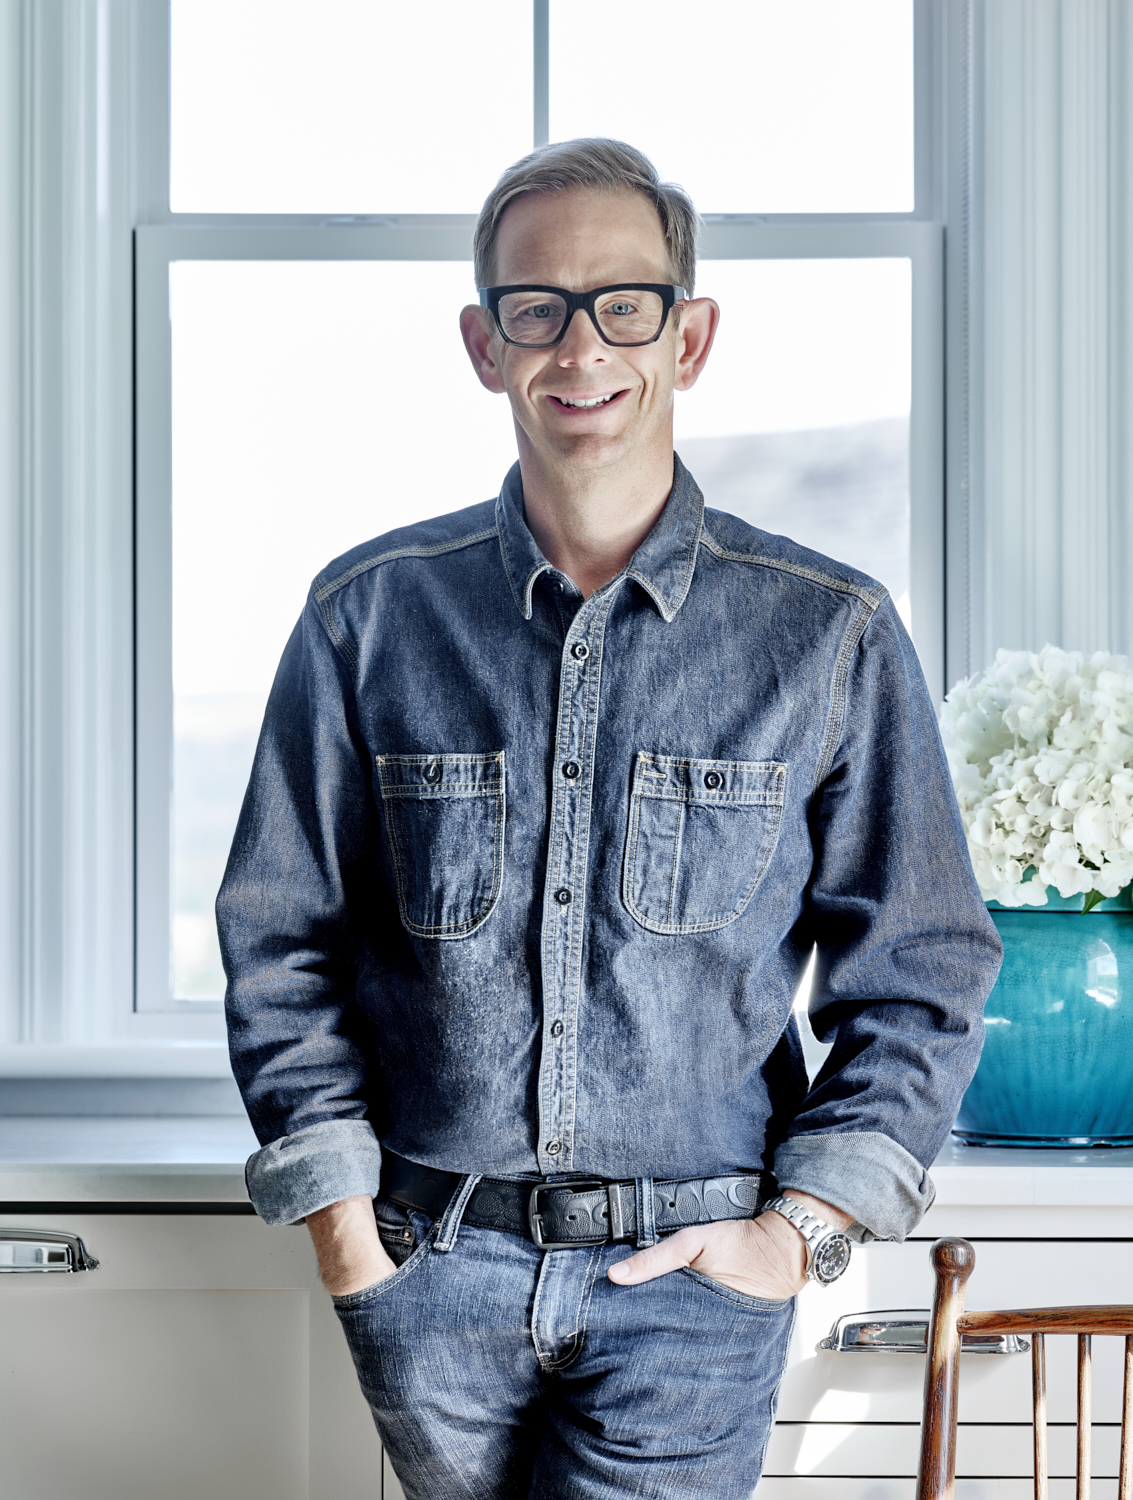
[557,393,616,408]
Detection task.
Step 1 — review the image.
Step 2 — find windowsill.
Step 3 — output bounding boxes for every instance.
[0,1043,235,1078]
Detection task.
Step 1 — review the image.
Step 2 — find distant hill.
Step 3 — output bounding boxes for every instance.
[677,416,909,602]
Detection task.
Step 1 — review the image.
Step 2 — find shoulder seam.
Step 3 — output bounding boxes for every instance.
[699,530,888,608]
[311,525,499,670]
[313,525,499,606]
[813,596,878,792]
[314,591,359,673]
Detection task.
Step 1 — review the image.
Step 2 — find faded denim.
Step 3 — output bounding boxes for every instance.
[332,1198,796,1499]
[219,455,1002,1238]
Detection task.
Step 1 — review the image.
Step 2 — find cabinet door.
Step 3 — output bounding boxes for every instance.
[768,1237,1133,1485]
[0,1212,383,1500]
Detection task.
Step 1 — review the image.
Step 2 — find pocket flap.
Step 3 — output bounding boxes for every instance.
[376,752,504,800]
[633,753,786,805]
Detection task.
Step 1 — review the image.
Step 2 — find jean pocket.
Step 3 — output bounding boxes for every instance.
[622,753,786,935]
[678,1265,796,1313]
[331,1218,437,1310]
[375,1199,427,1268]
[376,751,505,939]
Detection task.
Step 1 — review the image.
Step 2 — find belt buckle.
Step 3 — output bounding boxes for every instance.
[527,1180,609,1250]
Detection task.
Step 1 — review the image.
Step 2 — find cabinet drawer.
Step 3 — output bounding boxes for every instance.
[765,1421,1124,1477]
[757,1482,1126,1498]
[0,1213,381,1500]
[781,1237,1133,1426]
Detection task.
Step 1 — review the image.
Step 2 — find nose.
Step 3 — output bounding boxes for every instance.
[556,307,608,367]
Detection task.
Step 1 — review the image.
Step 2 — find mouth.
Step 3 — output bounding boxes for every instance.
[547,389,628,412]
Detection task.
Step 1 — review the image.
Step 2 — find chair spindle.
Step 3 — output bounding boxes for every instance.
[915,1238,975,1500]
[1033,1331,1048,1500]
[1078,1333,1092,1500]
[1120,1335,1133,1500]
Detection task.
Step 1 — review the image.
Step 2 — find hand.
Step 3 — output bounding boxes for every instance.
[306,1194,397,1297]
[607,1191,850,1300]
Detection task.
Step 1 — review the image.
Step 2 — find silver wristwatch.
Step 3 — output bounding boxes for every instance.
[764,1195,853,1285]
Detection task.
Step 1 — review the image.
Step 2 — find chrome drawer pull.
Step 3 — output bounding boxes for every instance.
[0,1229,99,1273]
[819,1308,1028,1355]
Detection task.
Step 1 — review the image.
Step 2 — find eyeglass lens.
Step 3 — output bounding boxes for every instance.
[497,289,666,346]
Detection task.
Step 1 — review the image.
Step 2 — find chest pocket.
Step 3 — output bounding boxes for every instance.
[622,753,786,935]
[375,752,505,940]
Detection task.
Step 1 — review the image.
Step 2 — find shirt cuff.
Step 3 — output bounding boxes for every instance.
[244,1119,383,1226]
[772,1130,936,1244]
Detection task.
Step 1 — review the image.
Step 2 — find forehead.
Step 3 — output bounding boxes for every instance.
[493,187,673,290]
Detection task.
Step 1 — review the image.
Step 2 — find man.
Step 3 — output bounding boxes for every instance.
[219,139,1001,1498]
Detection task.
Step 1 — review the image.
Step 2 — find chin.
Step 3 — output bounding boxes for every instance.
[553,432,634,467]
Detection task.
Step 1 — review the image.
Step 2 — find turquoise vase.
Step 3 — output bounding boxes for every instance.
[954,888,1133,1147]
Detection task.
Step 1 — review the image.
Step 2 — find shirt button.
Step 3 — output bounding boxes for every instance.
[704,770,723,790]
[423,760,442,785]
[546,1140,562,1155]
[562,761,581,780]
[571,641,590,661]
[551,1019,564,1038]
[554,888,572,906]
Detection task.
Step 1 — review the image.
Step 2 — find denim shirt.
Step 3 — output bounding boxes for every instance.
[219,455,1002,1241]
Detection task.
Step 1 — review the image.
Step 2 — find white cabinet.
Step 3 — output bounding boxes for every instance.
[3,1136,1133,1498]
[0,1211,388,1500]
[761,1142,1133,1496]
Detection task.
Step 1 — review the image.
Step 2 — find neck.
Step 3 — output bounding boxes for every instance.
[517,438,675,599]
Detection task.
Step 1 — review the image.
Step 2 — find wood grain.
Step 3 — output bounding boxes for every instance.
[1120,1336,1133,1500]
[920,1250,1133,1499]
[915,1237,975,1500]
[959,1307,1133,1337]
[1033,1331,1048,1500]
[1078,1333,1092,1500]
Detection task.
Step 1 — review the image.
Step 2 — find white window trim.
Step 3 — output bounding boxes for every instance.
[135,222,944,1018]
[0,0,957,1072]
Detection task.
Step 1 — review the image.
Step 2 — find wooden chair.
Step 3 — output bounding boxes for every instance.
[916,1236,1133,1499]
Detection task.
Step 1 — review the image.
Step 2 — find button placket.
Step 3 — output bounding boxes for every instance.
[536,594,614,1176]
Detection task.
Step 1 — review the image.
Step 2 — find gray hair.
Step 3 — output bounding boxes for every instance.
[473,138,699,297]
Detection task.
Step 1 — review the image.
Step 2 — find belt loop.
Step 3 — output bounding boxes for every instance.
[432,1173,482,1253]
[635,1176,656,1248]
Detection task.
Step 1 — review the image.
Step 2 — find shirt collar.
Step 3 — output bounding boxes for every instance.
[494,453,705,623]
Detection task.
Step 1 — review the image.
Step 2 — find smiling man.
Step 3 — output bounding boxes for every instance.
[219,139,1001,1499]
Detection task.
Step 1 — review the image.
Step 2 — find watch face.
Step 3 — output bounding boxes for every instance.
[812,1233,852,1284]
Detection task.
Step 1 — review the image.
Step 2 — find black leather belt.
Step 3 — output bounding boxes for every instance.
[381,1150,777,1250]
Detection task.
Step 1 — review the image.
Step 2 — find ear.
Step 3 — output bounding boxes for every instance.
[672,297,720,392]
[460,305,507,394]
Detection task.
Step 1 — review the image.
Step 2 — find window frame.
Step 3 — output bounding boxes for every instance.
[136,217,941,1016]
[136,0,943,1018]
[0,0,952,1062]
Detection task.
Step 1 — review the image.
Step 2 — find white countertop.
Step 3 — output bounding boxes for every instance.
[3,1121,1133,1211]
[929,1136,1133,1206]
[0,1116,257,1202]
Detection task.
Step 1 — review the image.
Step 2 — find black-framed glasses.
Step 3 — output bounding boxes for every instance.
[479,283,687,348]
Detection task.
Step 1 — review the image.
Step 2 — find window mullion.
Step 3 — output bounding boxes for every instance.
[534,0,549,148]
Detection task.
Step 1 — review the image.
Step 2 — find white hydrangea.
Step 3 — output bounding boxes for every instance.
[938,646,1133,906]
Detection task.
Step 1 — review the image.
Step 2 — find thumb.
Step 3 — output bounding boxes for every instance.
[607,1227,708,1285]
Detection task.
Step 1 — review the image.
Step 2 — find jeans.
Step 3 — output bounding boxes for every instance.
[332,1199,796,1499]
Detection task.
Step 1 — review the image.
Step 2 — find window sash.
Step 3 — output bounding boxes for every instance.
[0,0,949,1050]
[134,217,942,1013]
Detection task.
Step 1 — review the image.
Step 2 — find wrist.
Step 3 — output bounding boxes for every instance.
[782,1189,853,1231]
[306,1195,391,1296]
[762,1192,854,1286]
[752,1206,808,1286]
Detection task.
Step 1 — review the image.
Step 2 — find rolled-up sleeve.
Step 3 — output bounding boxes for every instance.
[218,589,382,1225]
[773,598,1003,1242]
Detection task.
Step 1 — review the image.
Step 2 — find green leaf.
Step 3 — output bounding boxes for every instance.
[1081,889,1107,914]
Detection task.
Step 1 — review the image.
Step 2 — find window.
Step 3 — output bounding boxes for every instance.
[136,0,938,1016]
